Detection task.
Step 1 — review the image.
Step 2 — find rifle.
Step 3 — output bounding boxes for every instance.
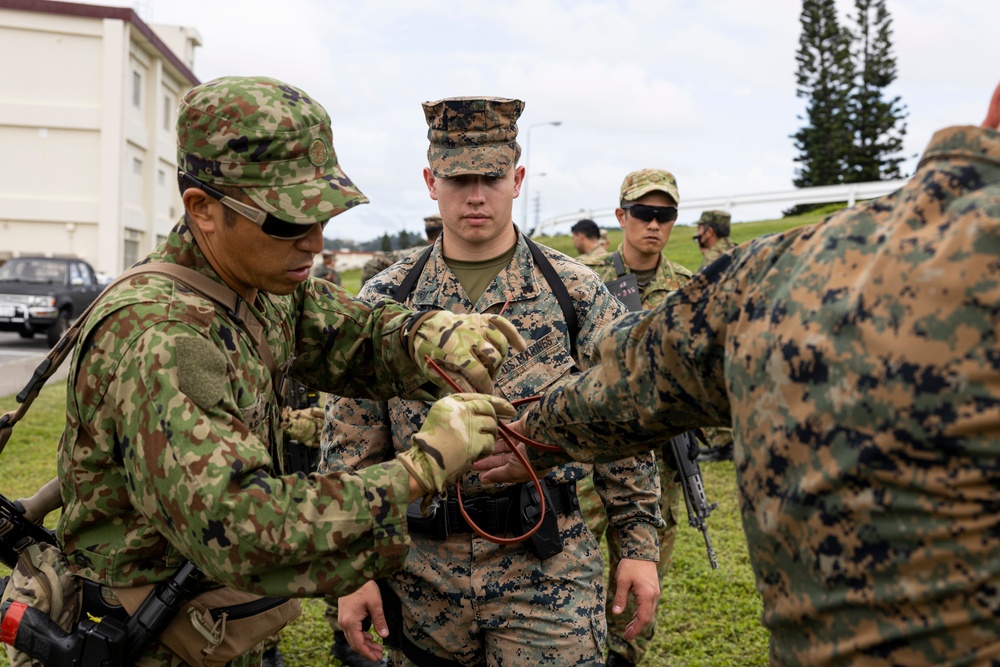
[667,431,719,569]
[0,478,61,569]
[1,560,206,667]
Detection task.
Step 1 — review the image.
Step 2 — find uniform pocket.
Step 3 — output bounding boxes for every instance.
[496,329,575,402]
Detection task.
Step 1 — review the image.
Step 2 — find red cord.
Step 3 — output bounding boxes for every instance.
[423,354,560,544]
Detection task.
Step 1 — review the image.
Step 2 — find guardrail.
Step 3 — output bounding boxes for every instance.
[531,178,908,236]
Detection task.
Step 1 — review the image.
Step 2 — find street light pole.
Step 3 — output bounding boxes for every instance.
[521,121,562,232]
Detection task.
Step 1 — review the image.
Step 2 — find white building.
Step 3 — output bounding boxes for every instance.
[0,0,200,275]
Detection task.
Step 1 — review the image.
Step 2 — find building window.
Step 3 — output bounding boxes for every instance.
[163,94,172,130]
[123,229,142,269]
[133,157,143,175]
[132,71,142,108]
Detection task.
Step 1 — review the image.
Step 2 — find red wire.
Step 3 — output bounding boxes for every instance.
[423,355,559,544]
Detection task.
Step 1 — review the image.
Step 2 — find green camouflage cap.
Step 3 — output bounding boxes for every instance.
[177,75,368,225]
[697,209,731,237]
[424,213,443,232]
[422,97,524,177]
[619,168,680,204]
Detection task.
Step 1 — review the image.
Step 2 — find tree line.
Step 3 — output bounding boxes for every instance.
[790,0,908,213]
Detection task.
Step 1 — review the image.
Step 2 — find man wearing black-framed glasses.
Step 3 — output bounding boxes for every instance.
[577,168,693,667]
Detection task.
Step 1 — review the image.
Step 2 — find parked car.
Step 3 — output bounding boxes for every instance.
[0,257,104,346]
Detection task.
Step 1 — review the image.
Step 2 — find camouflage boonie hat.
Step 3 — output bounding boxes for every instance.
[697,210,731,237]
[424,214,443,232]
[177,75,368,225]
[422,97,525,177]
[619,168,680,204]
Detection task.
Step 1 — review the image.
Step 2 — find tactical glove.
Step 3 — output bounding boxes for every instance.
[279,406,325,447]
[397,393,517,496]
[406,311,527,396]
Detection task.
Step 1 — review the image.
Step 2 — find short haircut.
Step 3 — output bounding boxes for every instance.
[570,219,600,239]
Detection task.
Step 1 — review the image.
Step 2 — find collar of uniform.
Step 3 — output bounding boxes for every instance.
[918,125,1000,170]
[146,219,225,283]
[409,226,544,312]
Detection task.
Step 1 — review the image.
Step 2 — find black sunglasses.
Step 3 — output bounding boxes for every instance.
[622,204,678,224]
[179,171,327,240]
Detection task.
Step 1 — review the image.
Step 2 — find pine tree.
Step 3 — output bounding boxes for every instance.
[791,0,854,191]
[398,229,412,249]
[380,232,392,252]
[844,0,908,182]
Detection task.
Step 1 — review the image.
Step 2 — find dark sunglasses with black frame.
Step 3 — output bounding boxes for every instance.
[178,171,327,240]
[622,203,679,224]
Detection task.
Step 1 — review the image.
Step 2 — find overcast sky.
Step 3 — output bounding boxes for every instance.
[123,0,999,242]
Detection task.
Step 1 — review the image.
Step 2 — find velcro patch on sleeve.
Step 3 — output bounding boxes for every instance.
[177,336,227,410]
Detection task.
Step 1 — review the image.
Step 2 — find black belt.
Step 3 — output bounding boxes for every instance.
[408,480,579,538]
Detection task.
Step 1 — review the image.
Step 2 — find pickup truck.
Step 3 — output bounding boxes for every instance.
[0,257,105,346]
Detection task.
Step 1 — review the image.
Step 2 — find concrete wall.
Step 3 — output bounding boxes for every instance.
[0,4,198,275]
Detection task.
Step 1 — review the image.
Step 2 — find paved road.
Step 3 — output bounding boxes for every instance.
[0,331,67,399]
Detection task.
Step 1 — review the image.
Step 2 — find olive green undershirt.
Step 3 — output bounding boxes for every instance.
[444,244,518,307]
[633,266,656,292]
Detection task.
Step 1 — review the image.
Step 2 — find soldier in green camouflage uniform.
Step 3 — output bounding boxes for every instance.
[325,97,663,667]
[489,85,1000,667]
[571,219,606,262]
[51,76,524,667]
[576,169,691,667]
[312,249,342,285]
[693,210,737,269]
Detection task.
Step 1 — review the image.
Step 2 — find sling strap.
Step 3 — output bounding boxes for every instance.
[612,250,628,278]
[0,263,276,456]
[393,235,579,361]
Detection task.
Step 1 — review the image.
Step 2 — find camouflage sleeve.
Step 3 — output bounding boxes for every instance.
[571,271,663,559]
[111,322,411,597]
[526,236,790,465]
[592,456,662,560]
[320,394,394,474]
[285,279,430,400]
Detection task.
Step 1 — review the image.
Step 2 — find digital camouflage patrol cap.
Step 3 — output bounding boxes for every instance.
[619,168,680,204]
[177,76,368,225]
[698,210,732,237]
[424,213,444,232]
[422,97,525,177]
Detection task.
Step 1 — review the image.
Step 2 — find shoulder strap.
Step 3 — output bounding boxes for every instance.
[523,236,579,362]
[0,263,276,456]
[392,245,435,303]
[391,237,580,362]
[611,251,628,278]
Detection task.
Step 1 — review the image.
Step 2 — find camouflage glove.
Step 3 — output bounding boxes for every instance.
[280,406,325,447]
[406,311,527,397]
[397,393,517,496]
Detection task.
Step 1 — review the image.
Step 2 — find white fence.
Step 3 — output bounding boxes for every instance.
[531,179,908,236]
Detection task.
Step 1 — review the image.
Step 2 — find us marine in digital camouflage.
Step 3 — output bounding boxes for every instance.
[326,96,662,667]
[34,75,523,667]
[482,82,1000,666]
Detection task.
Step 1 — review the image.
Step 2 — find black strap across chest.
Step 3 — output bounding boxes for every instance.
[393,235,579,361]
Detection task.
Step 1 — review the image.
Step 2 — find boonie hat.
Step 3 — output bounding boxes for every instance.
[697,210,732,237]
[177,75,368,226]
[620,169,680,204]
[422,97,524,177]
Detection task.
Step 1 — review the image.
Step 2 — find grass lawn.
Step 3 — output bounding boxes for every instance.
[0,207,841,666]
